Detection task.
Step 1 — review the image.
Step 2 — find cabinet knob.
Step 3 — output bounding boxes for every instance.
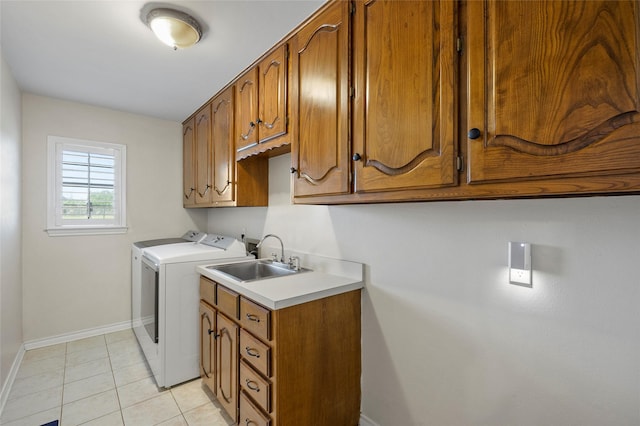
[468,128,481,140]
[249,121,255,128]
[352,153,362,161]
[255,118,263,124]
[290,167,297,174]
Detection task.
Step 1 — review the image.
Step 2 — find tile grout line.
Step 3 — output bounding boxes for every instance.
[106,337,127,426]
[59,341,67,424]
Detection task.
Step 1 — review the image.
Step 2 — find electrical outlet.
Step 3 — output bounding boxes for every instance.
[509,242,532,286]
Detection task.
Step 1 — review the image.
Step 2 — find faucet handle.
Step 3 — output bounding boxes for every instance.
[288,256,300,271]
[271,253,279,262]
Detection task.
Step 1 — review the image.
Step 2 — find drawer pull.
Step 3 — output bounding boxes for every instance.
[245,379,260,392]
[245,347,261,358]
[245,419,258,426]
[246,313,261,322]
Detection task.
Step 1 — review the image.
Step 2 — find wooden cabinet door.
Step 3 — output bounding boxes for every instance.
[211,87,235,203]
[195,104,213,205]
[199,301,216,394]
[182,117,196,207]
[258,44,288,143]
[236,68,259,155]
[352,0,457,193]
[216,313,238,422]
[291,0,351,198]
[467,0,640,184]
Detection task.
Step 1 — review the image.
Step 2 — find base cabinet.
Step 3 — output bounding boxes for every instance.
[217,313,238,420]
[199,276,361,426]
[199,301,216,393]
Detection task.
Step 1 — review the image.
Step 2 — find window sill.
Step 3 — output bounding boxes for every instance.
[46,226,128,237]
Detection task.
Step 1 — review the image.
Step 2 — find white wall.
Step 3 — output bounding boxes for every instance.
[0,52,23,388]
[209,154,640,426]
[21,94,207,341]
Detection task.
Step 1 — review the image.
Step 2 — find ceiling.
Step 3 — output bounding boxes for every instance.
[0,0,324,122]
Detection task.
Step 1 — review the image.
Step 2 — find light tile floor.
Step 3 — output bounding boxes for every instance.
[1,329,235,426]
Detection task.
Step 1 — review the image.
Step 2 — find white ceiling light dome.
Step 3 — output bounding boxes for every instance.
[146,7,203,50]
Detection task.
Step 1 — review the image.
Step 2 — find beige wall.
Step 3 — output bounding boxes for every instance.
[209,154,640,426]
[21,94,206,341]
[0,53,23,387]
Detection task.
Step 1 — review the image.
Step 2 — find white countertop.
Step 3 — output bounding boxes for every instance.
[196,253,364,310]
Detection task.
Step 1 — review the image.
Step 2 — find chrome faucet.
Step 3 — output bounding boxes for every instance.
[256,234,285,263]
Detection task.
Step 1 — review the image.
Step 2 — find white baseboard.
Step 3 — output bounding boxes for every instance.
[0,343,25,417]
[360,413,379,426]
[23,320,132,350]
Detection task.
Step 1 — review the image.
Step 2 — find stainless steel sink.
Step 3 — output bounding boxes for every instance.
[207,259,311,283]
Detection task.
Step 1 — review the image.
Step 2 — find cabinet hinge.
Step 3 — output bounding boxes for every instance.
[456,37,463,54]
[350,1,356,15]
[456,156,464,172]
[349,86,355,98]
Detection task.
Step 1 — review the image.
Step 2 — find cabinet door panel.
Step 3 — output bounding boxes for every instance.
[259,44,288,142]
[211,87,235,203]
[195,104,212,204]
[353,0,457,192]
[216,313,238,421]
[467,0,640,183]
[182,118,196,206]
[199,302,215,394]
[291,1,350,197]
[236,68,259,154]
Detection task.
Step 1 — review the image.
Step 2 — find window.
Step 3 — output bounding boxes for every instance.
[47,136,127,236]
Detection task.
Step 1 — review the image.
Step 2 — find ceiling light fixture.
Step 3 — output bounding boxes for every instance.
[146,8,202,50]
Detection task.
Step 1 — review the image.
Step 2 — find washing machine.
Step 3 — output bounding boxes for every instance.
[138,233,252,388]
[131,230,206,343]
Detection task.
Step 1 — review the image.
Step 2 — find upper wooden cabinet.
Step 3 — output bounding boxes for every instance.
[292,0,458,201]
[187,0,640,206]
[183,88,268,209]
[182,117,196,207]
[194,104,213,206]
[291,0,351,198]
[236,44,290,160]
[352,0,457,193]
[210,87,235,204]
[235,67,259,154]
[467,0,640,184]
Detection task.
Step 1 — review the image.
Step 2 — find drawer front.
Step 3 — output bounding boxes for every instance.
[240,391,271,426]
[199,277,215,306]
[240,297,271,342]
[216,285,239,319]
[240,329,271,377]
[240,360,271,413]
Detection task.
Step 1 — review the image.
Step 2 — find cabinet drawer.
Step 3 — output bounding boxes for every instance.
[240,297,271,342]
[199,277,215,306]
[240,329,271,377]
[240,391,271,426]
[240,360,271,413]
[216,285,238,319]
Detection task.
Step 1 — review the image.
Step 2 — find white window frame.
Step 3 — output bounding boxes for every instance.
[47,136,127,236]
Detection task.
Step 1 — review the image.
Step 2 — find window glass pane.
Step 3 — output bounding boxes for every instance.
[60,149,116,221]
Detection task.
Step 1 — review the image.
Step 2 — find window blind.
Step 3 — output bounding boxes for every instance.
[60,149,116,220]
